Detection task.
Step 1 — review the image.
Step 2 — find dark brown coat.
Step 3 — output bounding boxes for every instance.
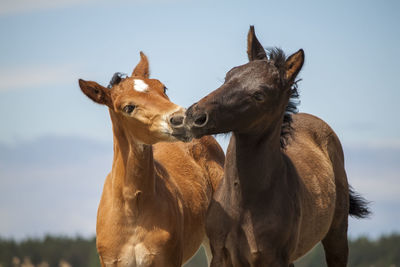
[171,26,370,267]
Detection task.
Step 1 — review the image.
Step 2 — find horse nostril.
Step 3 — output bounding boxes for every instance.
[193,113,208,127]
[170,115,184,126]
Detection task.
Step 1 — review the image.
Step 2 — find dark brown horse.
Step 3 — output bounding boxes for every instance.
[171,26,370,267]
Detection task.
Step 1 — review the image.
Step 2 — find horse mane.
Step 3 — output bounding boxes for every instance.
[268,48,300,149]
[107,72,128,88]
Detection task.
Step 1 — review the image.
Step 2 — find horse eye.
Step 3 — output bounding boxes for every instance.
[253,92,265,102]
[123,104,136,114]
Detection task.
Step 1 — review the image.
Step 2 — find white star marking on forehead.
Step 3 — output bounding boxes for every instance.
[133,79,149,92]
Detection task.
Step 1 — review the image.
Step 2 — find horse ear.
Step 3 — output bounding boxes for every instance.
[79,79,112,108]
[247,26,267,61]
[285,49,304,82]
[132,51,150,78]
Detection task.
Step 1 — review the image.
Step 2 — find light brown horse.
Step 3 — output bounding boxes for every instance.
[79,52,224,267]
[171,27,370,266]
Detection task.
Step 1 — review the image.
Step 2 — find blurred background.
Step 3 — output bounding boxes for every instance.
[0,0,399,266]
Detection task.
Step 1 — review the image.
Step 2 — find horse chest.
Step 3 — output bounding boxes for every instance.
[101,243,154,267]
[98,217,175,267]
[101,232,167,267]
[118,241,155,267]
[232,210,280,244]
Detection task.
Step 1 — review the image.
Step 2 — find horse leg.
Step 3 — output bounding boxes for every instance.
[209,245,233,267]
[249,252,290,267]
[321,222,349,267]
[256,258,291,267]
[202,237,212,266]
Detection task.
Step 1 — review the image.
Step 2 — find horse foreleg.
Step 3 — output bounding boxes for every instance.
[209,245,233,267]
[202,237,212,266]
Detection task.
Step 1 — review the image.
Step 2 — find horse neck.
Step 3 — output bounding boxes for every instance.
[109,112,155,202]
[226,125,286,196]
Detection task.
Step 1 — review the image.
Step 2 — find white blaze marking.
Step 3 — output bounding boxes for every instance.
[133,79,149,92]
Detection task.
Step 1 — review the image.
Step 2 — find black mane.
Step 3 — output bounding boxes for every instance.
[107,72,128,89]
[268,48,300,149]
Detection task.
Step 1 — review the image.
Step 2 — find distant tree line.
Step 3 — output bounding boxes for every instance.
[0,236,98,267]
[0,234,399,267]
[295,233,400,267]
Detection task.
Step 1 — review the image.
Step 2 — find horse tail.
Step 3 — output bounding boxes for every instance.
[349,186,371,219]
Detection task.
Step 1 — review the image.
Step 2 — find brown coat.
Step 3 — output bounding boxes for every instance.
[79,52,224,266]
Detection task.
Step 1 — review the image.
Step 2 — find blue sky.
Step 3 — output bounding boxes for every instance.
[0,0,399,239]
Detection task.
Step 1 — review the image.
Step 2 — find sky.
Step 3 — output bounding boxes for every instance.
[0,0,399,240]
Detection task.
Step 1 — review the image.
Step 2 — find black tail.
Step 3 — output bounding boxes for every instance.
[349,186,371,219]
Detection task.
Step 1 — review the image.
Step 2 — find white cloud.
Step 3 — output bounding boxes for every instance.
[0,0,98,16]
[0,64,80,92]
[344,139,400,150]
[350,172,400,202]
[0,0,187,16]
